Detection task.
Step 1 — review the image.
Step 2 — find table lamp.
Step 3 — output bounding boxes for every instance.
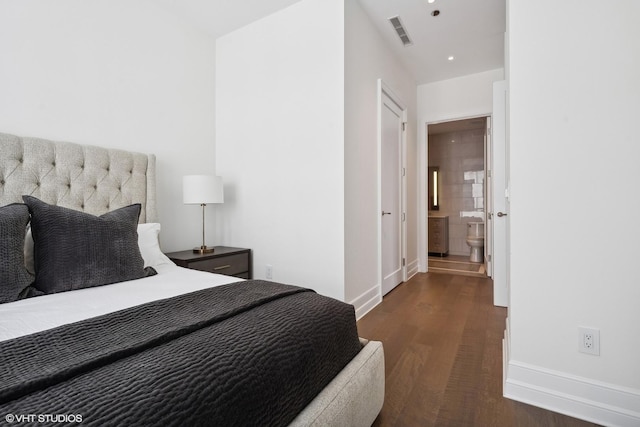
[183,175,224,254]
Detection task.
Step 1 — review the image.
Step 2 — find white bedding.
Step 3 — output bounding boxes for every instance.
[0,264,241,342]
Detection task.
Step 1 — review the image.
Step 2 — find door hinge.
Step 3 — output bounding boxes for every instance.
[402,258,406,267]
[487,169,492,178]
[488,254,492,262]
[402,212,406,222]
[402,122,406,131]
[402,167,406,177]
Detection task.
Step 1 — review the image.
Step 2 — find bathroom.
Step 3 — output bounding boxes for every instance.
[427,117,487,276]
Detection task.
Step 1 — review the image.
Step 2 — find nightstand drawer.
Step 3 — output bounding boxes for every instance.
[165,247,252,279]
[189,253,249,276]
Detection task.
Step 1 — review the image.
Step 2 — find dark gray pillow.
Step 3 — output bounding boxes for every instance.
[23,196,156,295]
[0,203,34,303]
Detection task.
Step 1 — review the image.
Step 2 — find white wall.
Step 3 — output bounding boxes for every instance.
[215,0,345,300]
[416,69,504,270]
[344,0,418,315]
[0,0,217,252]
[417,69,504,125]
[505,1,640,424]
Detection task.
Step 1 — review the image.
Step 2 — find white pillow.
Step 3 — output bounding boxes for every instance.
[137,223,175,268]
[24,225,35,275]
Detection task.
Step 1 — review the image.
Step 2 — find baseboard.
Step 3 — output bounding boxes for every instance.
[502,317,510,392]
[350,285,381,321]
[350,259,417,321]
[504,358,640,426]
[407,258,419,280]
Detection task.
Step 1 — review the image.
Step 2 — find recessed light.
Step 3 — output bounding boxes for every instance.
[428,0,436,3]
[448,56,455,61]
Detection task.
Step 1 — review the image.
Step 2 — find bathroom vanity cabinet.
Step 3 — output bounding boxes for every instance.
[428,215,449,256]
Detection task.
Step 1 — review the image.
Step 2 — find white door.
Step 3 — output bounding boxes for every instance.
[381,91,403,296]
[492,80,509,307]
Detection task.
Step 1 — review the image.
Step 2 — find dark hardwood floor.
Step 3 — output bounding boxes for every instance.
[357,272,601,427]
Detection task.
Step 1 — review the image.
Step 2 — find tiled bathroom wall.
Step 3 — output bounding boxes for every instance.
[428,128,485,256]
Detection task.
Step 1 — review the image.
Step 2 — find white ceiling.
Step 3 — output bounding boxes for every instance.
[358,0,506,84]
[153,0,304,38]
[154,0,505,85]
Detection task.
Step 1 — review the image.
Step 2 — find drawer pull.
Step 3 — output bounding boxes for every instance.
[214,264,232,271]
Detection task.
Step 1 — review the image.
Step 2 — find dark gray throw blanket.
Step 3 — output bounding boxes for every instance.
[0,280,362,426]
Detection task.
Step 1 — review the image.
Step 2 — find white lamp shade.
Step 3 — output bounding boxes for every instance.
[183,175,224,204]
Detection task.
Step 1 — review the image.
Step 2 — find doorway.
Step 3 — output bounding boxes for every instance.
[379,80,407,296]
[426,117,488,276]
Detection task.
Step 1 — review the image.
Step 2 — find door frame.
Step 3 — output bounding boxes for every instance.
[377,79,407,294]
[419,112,492,274]
[485,116,493,277]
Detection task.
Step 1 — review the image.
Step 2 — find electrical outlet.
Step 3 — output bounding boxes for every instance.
[266,264,273,280]
[578,327,600,356]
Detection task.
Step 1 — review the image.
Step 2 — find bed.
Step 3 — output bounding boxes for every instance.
[0,132,384,426]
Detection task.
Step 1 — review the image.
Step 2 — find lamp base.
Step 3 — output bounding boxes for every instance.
[193,246,215,254]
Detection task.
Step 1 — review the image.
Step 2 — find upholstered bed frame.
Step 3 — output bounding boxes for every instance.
[0,132,385,426]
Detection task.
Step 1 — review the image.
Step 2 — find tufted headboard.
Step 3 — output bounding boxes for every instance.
[0,132,157,223]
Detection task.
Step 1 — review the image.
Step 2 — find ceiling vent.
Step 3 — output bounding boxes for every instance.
[388,16,412,47]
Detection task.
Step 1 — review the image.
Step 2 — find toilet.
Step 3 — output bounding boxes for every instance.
[466,222,484,263]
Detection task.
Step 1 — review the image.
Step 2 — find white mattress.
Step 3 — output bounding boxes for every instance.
[0,264,241,342]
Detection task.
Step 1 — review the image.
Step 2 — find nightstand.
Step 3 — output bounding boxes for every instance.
[165,247,252,279]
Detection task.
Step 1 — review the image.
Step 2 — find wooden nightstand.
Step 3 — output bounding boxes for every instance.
[165,247,252,279]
